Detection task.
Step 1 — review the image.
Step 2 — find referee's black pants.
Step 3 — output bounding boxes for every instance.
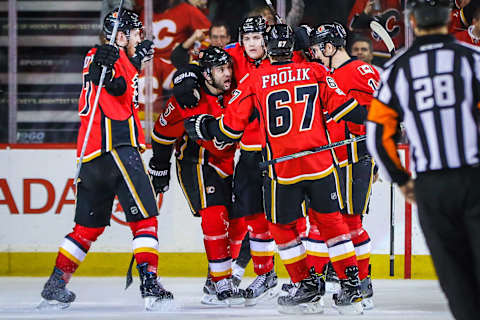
[415,166,480,320]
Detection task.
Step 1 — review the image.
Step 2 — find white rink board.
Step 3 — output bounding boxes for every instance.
[0,147,430,255]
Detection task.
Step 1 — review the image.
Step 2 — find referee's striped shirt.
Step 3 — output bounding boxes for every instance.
[366,34,480,185]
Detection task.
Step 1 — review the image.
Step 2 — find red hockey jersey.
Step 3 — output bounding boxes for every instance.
[348,0,404,57]
[153,87,236,177]
[77,47,145,162]
[327,58,380,165]
[221,61,358,184]
[145,2,211,61]
[225,42,270,151]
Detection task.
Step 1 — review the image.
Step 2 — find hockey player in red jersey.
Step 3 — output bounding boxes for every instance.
[223,16,283,305]
[185,24,366,315]
[308,22,380,310]
[148,46,246,306]
[39,9,172,311]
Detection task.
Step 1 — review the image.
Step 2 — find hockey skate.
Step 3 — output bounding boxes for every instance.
[244,270,279,306]
[37,267,76,310]
[333,266,364,315]
[214,277,246,306]
[201,272,222,305]
[277,271,325,314]
[137,263,174,311]
[324,261,340,293]
[360,275,374,309]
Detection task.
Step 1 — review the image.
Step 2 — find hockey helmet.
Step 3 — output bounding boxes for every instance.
[199,46,232,75]
[103,9,143,41]
[309,22,347,50]
[239,16,267,45]
[407,0,452,29]
[265,24,295,57]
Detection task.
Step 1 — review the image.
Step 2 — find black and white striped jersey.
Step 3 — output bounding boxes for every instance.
[366,34,480,185]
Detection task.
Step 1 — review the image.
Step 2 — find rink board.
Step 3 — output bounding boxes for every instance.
[0,145,436,278]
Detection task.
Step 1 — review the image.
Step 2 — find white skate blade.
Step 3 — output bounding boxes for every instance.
[200,294,229,306]
[325,281,340,293]
[227,296,245,306]
[277,296,324,314]
[362,297,374,310]
[336,301,364,315]
[144,296,176,311]
[36,298,70,310]
[245,286,280,307]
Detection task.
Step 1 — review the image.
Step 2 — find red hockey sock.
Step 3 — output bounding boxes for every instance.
[305,213,329,275]
[200,206,231,282]
[129,217,159,274]
[310,210,357,279]
[344,214,371,280]
[295,216,308,240]
[245,213,274,275]
[268,221,309,283]
[228,216,247,260]
[55,224,105,282]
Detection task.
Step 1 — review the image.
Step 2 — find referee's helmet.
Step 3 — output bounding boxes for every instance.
[408,0,453,29]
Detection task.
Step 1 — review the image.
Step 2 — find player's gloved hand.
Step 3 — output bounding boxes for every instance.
[293,25,312,51]
[184,114,214,140]
[148,158,170,194]
[130,39,154,71]
[172,68,201,109]
[89,44,119,86]
[93,44,119,68]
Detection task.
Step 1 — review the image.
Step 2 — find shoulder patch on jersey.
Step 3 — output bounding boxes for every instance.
[159,113,167,126]
[326,76,338,88]
[224,42,238,50]
[357,64,375,76]
[228,89,242,104]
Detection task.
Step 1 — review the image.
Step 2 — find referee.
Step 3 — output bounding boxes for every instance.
[366,1,480,319]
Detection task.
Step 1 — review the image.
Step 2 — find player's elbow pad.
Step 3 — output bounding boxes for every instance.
[341,104,367,124]
[105,76,127,96]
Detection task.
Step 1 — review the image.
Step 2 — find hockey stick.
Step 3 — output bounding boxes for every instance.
[258,135,366,170]
[73,0,125,185]
[370,20,395,56]
[265,0,284,24]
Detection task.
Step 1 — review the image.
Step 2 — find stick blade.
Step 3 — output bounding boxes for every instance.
[370,20,395,56]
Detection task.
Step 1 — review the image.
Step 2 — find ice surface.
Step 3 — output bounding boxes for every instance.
[0,277,453,319]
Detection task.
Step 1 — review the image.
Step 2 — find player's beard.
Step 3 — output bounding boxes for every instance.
[211,77,231,93]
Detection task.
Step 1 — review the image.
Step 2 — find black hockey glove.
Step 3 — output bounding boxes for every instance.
[184,114,215,140]
[93,44,119,68]
[130,39,154,71]
[148,158,171,194]
[172,68,201,109]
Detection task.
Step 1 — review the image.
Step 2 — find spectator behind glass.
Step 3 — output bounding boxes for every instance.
[209,21,232,48]
[170,20,232,68]
[350,35,383,73]
[142,0,211,61]
[454,7,480,45]
[348,0,404,64]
